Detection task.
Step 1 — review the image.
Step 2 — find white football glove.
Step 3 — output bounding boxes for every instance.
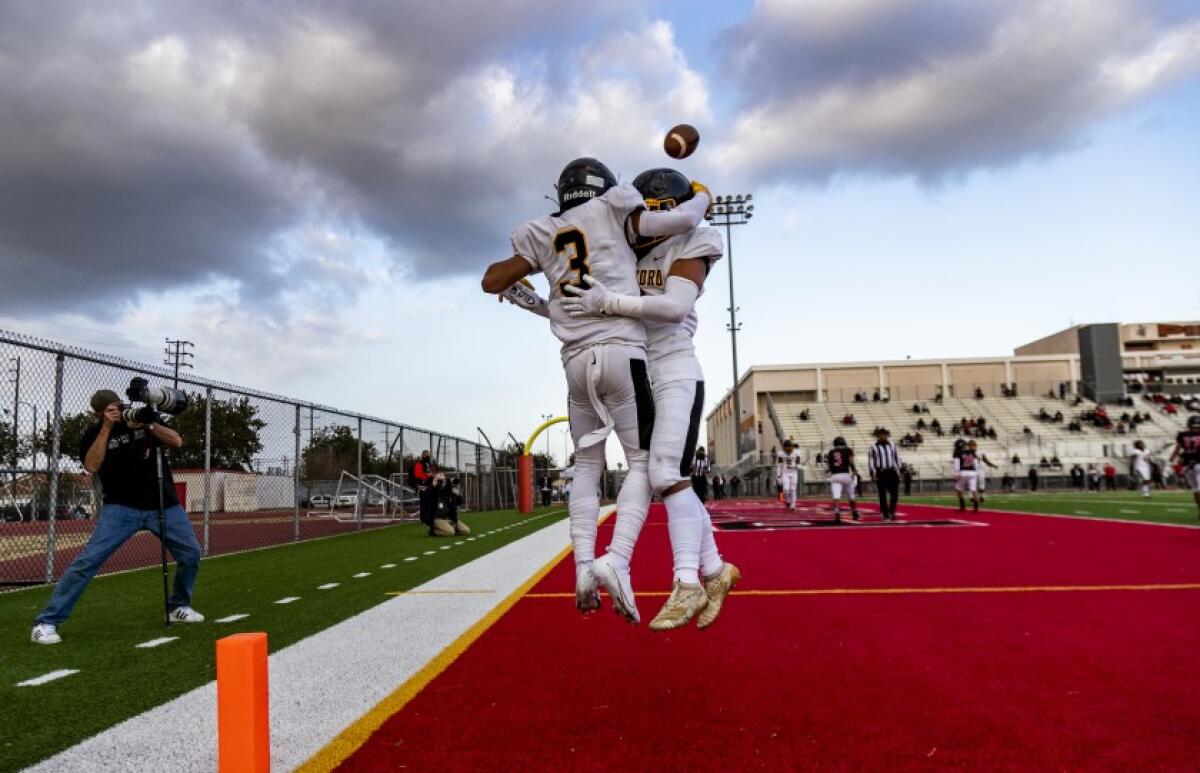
[561,274,611,318]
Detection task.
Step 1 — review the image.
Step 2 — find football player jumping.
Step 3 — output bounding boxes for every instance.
[560,167,740,631]
[776,439,802,512]
[482,158,711,623]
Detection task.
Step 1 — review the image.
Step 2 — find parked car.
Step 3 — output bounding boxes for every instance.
[309,493,333,509]
[335,491,359,508]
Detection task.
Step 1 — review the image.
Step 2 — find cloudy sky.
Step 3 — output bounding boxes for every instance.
[2,0,1199,462]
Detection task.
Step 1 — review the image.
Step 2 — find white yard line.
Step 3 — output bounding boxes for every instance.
[274,597,301,605]
[317,583,339,590]
[352,572,371,578]
[27,507,587,773]
[134,637,178,649]
[918,503,1200,529]
[215,614,250,623]
[17,669,80,687]
[404,557,418,562]
[380,563,396,569]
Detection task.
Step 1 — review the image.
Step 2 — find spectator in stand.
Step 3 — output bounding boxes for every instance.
[1103,462,1117,491]
[921,402,930,413]
[1012,454,1021,464]
[1165,402,1177,415]
[912,403,921,414]
[1070,464,1085,490]
[1039,457,1050,469]
[935,391,944,404]
[974,387,985,399]
[814,451,824,465]
[1028,465,1039,491]
[1073,395,1085,406]
[799,409,810,421]
[1054,411,1064,422]
[1023,426,1033,436]
[843,413,857,426]
[873,390,881,402]
[1050,455,1063,469]
[916,418,927,430]
[730,475,741,498]
[1059,381,1068,399]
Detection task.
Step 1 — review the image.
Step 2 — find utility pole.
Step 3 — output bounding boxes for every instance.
[706,194,755,464]
[163,339,194,387]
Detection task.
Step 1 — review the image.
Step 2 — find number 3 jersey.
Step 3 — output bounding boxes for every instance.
[511,183,647,360]
[636,227,724,383]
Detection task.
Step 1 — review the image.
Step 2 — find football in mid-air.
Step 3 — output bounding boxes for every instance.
[664,123,700,159]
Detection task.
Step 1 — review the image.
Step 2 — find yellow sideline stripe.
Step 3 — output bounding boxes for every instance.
[525,583,1200,599]
[297,510,609,772]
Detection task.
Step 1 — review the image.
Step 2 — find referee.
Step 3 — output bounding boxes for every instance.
[868,427,902,521]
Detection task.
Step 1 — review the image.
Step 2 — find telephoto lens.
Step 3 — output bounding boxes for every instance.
[126,377,190,415]
[119,405,160,425]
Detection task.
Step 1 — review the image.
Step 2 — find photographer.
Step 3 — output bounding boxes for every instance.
[423,473,469,537]
[31,389,204,645]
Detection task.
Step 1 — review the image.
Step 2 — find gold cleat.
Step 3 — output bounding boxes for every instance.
[648,580,708,631]
[696,562,741,629]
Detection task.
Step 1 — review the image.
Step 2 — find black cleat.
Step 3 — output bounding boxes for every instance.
[852,509,861,521]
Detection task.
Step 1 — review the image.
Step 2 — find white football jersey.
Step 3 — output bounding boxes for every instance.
[512,184,647,359]
[776,449,802,474]
[636,226,723,383]
[1132,448,1151,476]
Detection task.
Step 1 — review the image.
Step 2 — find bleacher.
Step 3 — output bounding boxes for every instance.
[769,392,1185,482]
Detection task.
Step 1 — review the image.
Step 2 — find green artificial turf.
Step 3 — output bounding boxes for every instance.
[902,490,1199,525]
[0,507,567,772]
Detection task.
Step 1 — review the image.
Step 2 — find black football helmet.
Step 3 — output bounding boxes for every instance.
[630,167,694,257]
[1189,414,1200,429]
[954,438,966,450]
[557,157,617,212]
[783,438,795,449]
[832,436,846,448]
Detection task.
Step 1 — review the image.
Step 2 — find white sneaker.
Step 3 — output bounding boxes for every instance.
[169,606,205,623]
[575,562,600,613]
[31,623,61,645]
[591,553,640,624]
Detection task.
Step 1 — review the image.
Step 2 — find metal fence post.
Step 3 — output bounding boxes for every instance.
[44,352,65,583]
[398,427,405,488]
[293,403,301,542]
[201,387,212,556]
[356,416,363,531]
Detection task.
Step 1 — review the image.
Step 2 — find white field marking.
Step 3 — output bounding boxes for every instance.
[440,545,451,550]
[317,583,339,590]
[135,637,179,649]
[404,557,418,562]
[380,563,396,569]
[916,503,1200,529]
[23,504,583,773]
[1074,511,1093,515]
[454,541,465,545]
[275,597,301,605]
[1120,509,1139,514]
[423,550,436,555]
[215,614,250,623]
[466,538,476,541]
[353,572,371,578]
[17,669,80,687]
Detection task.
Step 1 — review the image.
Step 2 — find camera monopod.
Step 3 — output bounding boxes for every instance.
[155,446,170,626]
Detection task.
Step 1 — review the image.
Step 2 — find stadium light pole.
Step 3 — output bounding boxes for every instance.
[705,193,755,464]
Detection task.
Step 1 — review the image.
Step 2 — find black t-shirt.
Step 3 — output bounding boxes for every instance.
[1178,429,1200,465]
[954,448,978,471]
[826,447,854,475]
[79,421,180,510]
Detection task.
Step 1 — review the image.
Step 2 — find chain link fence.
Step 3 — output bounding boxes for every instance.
[0,329,504,588]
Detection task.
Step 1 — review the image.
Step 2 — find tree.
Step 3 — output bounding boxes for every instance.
[33,410,96,463]
[302,425,379,482]
[169,395,265,471]
[0,410,22,464]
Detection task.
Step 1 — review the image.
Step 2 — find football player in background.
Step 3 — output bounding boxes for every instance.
[953,438,982,512]
[483,158,711,624]
[1131,440,1153,498]
[825,436,859,522]
[560,167,740,630]
[775,439,802,513]
[973,441,999,504]
[1169,414,1200,517]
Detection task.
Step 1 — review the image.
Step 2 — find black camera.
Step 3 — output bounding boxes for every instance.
[120,377,190,424]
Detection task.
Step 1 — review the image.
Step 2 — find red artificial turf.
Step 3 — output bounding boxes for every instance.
[338,504,1200,771]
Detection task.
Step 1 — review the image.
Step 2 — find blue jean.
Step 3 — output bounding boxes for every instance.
[36,503,201,626]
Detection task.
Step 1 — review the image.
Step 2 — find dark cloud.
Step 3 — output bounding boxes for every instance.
[714,0,1200,183]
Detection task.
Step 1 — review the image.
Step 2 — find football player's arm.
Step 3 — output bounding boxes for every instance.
[1170,441,1181,463]
[481,255,534,295]
[500,278,550,319]
[562,258,710,322]
[629,185,711,238]
[953,456,962,473]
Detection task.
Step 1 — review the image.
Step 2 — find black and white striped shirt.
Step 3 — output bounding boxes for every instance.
[868,441,901,474]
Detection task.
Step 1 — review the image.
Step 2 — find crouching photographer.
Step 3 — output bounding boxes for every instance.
[421,473,470,537]
[31,382,204,646]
